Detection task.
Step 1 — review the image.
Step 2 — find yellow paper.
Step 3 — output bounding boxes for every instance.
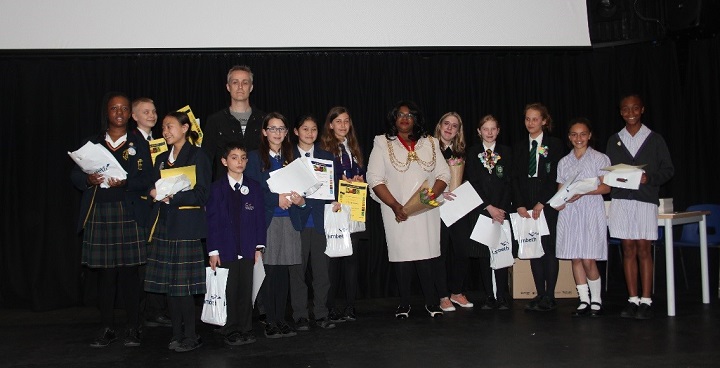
[161,165,197,188]
[177,105,203,147]
[148,138,168,165]
[338,180,368,222]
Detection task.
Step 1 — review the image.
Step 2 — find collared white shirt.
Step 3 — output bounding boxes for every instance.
[483,142,497,152]
[105,132,127,149]
[298,145,314,158]
[619,124,651,157]
[529,132,544,178]
[340,138,353,163]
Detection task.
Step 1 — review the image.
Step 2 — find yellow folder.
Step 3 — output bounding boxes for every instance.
[161,165,197,188]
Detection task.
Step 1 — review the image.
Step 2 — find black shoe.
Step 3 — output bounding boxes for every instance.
[167,339,181,350]
[225,331,257,346]
[524,296,542,311]
[496,297,511,311]
[123,327,141,347]
[315,317,336,329]
[264,323,282,339]
[395,304,411,319]
[90,328,117,348]
[258,313,268,325]
[479,297,498,310]
[174,336,202,353]
[425,305,443,318]
[635,303,654,320]
[537,296,558,311]
[620,302,639,319]
[213,326,229,336]
[295,317,310,331]
[589,302,603,317]
[277,321,297,337]
[144,315,172,327]
[329,310,346,323]
[571,302,590,318]
[343,306,357,321]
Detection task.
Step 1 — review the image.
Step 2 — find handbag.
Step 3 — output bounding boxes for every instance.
[201,267,229,326]
[510,214,545,259]
[324,204,353,257]
[490,222,515,269]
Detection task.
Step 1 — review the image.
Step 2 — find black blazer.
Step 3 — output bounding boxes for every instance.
[291,144,336,235]
[466,143,513,217]
[202,107,266,180]
[511,135,564,210]
[148,143,211,240]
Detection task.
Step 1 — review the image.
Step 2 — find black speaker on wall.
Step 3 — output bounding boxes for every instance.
[665,0,720,31]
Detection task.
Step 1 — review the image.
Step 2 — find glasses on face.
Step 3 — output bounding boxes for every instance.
[265,126,287,133]
[397,112,415,120]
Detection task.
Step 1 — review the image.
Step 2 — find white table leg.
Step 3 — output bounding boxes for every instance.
[700,215,709,304]
[664,220,675,317]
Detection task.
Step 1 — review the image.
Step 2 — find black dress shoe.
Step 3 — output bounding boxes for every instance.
[395,304,411,319]
[264,323,282,339]
[123,327,141,347]
[329,310,346,323]
[635,303,654,320]
[315,317,336,329]
[524,296,542,311]
[343,306,357,321]
[589,302,603,317]
[537,296,558,311]
[425,305,443,318]
[620,302,639,319]
[295,317,310,331]
[90,328,117,348]
[225,331,257,346]
[479,297,498,310]
[277,321,297,337]
[571,302,590,317]
[174,336,203,352]
[496,297,511,311]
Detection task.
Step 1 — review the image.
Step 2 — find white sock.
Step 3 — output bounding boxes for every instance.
[588,277,602,310]
[628,296,640,305]
[576,284,590,308]
[640,297,652,306]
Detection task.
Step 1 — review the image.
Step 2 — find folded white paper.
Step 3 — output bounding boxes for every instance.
[68,141,128,188]
[154,174,192,200]
[470,215,510,249]
[548,177,599,208]
[601,163,646,190]
[267,157,322,196]
[440,181,483,226]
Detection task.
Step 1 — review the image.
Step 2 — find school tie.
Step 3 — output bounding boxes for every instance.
[305,152,311,157]
[339,144,351,171]
[147,135,152,141]
[528,140,538,176]
[234,182,241,192]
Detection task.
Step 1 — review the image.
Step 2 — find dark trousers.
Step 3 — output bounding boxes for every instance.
[530,211,559,298]
[328,233,359,310]
[440,222,470,295]
[394,258,438,306]
[97,266,140,329]
[168,295,196,341]
[478,257,510,300]
[263,264,290,324]
[290,228,331,320]
[224,258,254,334]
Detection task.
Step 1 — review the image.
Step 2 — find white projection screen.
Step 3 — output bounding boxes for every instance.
[0,0,590,50]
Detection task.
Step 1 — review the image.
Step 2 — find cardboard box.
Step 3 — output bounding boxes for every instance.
[510,259,578,299]
[658,198,673,214]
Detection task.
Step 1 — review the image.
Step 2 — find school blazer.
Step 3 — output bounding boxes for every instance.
[290,144,335,235]
[466,143,514,217]
[206,175,266,262]
[71,132,153,233]
[148,144,211,240]
[511,135,564,210]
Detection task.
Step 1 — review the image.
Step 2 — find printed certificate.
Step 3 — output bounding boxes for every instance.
[338,180,368,222]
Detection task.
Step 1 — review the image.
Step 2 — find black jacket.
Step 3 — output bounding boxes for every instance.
[202,107,265,180]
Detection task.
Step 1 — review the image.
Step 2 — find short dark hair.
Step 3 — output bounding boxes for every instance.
[222,141,247,159]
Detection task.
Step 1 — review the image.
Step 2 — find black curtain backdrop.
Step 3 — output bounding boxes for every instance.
[1,36,718,311]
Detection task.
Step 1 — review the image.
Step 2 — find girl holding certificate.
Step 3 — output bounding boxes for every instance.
[554,118,610,317]
[145,111,211,352]
[320,107,366,323]
[465,115,513,310]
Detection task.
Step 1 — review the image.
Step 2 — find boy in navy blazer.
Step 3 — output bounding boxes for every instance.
[206,142,266,346]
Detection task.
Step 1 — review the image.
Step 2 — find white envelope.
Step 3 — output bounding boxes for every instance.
[601,164,646,190]
[470,215,509,249]
[440,181,483,227]
[267,157,322,196]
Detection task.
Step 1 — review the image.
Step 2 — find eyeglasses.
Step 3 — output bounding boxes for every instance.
[397,112,415,120]
[265,126,288,133]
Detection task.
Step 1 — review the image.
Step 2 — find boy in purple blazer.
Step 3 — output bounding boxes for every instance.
[206,142,266,346]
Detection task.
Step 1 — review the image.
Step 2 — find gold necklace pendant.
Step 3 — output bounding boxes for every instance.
[407,151,418,161]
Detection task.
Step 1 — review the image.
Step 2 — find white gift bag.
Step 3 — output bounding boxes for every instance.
[201,267,229,326]
[324,204,353,257]
[490,221,515,269]
[510,214,545,259]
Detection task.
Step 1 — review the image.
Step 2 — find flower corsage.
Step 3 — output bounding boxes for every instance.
[479,149,502,174]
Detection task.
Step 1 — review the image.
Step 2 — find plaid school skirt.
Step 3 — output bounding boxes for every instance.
[144,221,206,297]
[81,201,147,268]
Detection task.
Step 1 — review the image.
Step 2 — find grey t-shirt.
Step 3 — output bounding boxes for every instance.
[229,109,252,134]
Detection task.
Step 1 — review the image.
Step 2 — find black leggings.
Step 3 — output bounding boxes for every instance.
[97,266,140,328]
[168,295,196,341]
[395,258,438,306]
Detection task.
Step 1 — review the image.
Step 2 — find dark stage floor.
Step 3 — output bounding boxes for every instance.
[1,289,719,368]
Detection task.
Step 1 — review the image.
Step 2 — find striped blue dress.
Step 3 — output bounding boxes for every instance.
[556,147,610,260]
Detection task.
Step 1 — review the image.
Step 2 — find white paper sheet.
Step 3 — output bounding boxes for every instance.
[470,215,510,249]
[440,181,483,226]
[305,157,336,200]
[252,257,265,305]
[267,157,322,196]
[601,163,646,190]
[68,141,128,188]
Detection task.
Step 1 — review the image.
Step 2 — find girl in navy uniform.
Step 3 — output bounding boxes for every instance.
[145,111,211,352]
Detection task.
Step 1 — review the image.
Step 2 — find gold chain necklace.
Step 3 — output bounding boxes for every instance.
[387,136,437,172]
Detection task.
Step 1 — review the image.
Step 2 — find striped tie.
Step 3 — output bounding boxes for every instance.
[528,140,538,176]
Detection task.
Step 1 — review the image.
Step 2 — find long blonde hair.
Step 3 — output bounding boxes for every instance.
[434,111,466,157]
